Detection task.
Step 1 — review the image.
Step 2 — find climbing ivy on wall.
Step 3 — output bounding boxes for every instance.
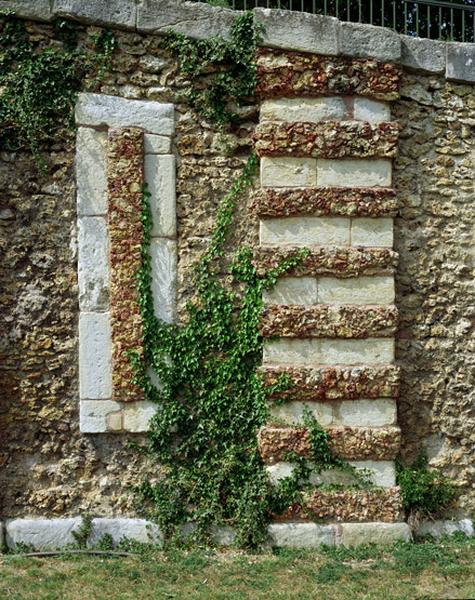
[0,13,115,162]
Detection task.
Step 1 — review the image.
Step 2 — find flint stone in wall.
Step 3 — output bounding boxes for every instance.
[54,0,136,29]
[446,43,475,83]
[254,8,339,56]
[340,22,401,62]
[268,523,336,548]
[5,518,82,550]
[400,35,446,74]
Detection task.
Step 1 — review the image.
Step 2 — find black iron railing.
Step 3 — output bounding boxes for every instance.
[195,0,475,42]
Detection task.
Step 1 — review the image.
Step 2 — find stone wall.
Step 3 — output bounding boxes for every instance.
[0,1,474,543]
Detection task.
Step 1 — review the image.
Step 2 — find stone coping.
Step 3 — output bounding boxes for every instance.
[3,1,474,83]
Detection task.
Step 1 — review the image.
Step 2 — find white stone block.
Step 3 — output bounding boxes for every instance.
[264,277,317,306]
[144,134,172,155]
[75,93,174,136]
[270,401,333,426]
[2,0,52,21]
[78,217,109,311]
[145,154,176,238]
[80,400,120,433]
[263,338,394,366]
[317,159,392,188]
[76,128,107,216]
[5,518,82,550]
[268,523,336,548]
[79,313,112,399]
[401,35,446,74]
[337,522,411,546]
[350,461,396,487]
[122,401,157,433]
[340,22,401,62]
[55,0,136,29]
[150,239,177,324]
[317,276,395,305]
[260,97,348,123]
[336,399,397,427]
[89,518,162,547]
[351,218,394,248]
[353,98,391,123]
[260,217,350,247]
[261,157,317,188]
[415,519,474,540]
[446,43,475,84]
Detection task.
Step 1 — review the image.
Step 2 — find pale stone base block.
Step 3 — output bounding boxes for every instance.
[336,522,411,546]
[414,519,474,539]
[88,518,162,547]
[5,518,82,551]
[268,523,336,548]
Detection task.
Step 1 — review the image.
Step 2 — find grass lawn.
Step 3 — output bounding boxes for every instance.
[1,534,474,599]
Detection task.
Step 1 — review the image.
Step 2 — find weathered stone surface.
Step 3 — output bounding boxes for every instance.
[260,305,398,338]
[270,400,334,427]
[337,522,411,546]
[415,519,474,539]
[78,217,109,312]
[351,217,394,248]
[260,97,348,123]
[277,487,402,523]
[260,216,350,247]
[263,277,317,306]
[261,365,400,401]
[88,518,162,547]
[108,128,144,403]
[351,460,396,487]
[400,35,446,74]
[336,399,397,427]
[75,93,174,136]
[252,187,398,218]
[80,400,120,433]
[317,159,393,188]
[257,49,401,101]
[446,43,475,83]
[144,134,172,155]
[122,401,157,433]
[353,98,391,123]
[79,313,112,400]
[267,523,336,548]
[150,239,177,324]
[145,154,176,238]
[254,247,398,278]
[2,0,52,21]
[5,518,82,550]
[254,121,399,159]
[254,8,339,56]
[54,0,136,29]
[263,338,395,366]
[318,275,395,305]
[76,128,107,216]
[340,22,401,62]
[258,425,401,462]
[260,157,317,188]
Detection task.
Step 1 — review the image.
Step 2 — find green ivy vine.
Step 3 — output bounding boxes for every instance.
[0,13,115,163]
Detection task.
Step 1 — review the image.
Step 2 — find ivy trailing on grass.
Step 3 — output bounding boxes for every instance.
[163,10,261,127]
[0,14,115,162]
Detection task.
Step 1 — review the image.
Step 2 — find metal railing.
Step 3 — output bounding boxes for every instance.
[196,0,475,42]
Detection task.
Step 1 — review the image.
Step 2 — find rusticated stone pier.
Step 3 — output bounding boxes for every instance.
[254,48,409,545]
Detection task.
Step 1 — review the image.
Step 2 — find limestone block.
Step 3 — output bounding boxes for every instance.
[317,275,395,305]
[122,401,157,433]
[270,401,333,427]
[5,518,82,550]
[317,159,392,188]
[415,519,474,539]
[260,217,350,247]
[337,522,411,546]
[263,277,317,306]
[340,22,401,62]
[54,0,136,29]
[254,9,339,56]
[336,399,397,427]
[351,460,396,487]
[351,218,393,248]
[89,518,162,547]
[150,239,177,324]
[79,313,112,399]
[75,93,174,136]
[268,523,335,548]
[145,154,176,238]
[263,338,394,366]
[80,400,120,433]
[76,128,107,216]
[260,98,348,123]
[261,157,317,188]
[2,0,52,21]
[144,134,172,155]
[353,98,391,124]
[78,217,109,311]
[446,43,475,83]
[401,35,446,74]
